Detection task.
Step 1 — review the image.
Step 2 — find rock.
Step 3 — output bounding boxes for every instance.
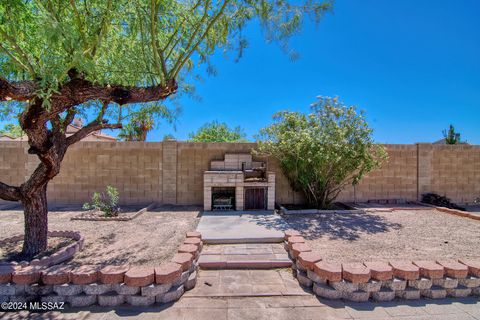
[446,286,472,298]
[98,292,125,306]
[184,271,197,291]
[382,278,406,291]
[408,278,432,290]
[329,280,358,293]
[458,276,480,288]
[297,270,313,288]
[82,283,112,295]
[307,269,327,284]
[68,294,97,307]
[420,286,447,299]
[371,288,395,301]
[113,283,140,295]
[173,271,190,287]
[0,283,24,296]
[53,284,83,296]
[343,290,370,302]
[41,295,67,303]
[25,284,53,296]
[432,277,458,289]
[141,283,172,297]
[313,282,342,300]
[158,285,184,303]
[358,280,382,293]
[396,287,420,300]
[126,295,155,306]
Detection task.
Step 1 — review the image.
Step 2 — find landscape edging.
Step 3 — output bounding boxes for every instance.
[283,231,480,302]
[0,231,202,308]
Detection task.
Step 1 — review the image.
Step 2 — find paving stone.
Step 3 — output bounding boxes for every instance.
[432,277,458,289]
[358,280,381,292]
[458,258,480,277]
[125,294,155,306]
[53,284,83,296]
[313,261,342,282]
[184,237,202,247]
[158,285,184,303]
[396,287,420,299]
[171,253,194,271]
[141,283,172,296]
[184,271,197,291]
[342,262,370,283]
[458,276,480,288]
[112,283,140,295]
[284,230,301,240]
[364,261,393,281]
[437,260,469,279]
[40,295,66,303]
[0,283,24,295]
[408,277,433,290]
[291,243,311,259]
[313,282,342,299]
[67,293,97,307]
[389,261,419,280]
[446,285,472,298]
[97,292,125,306]
[124,267,154,287]
[287,236,305,249]
[178,244,199,258]
[296,270,313,288]
[343,290,370,302]
[382,278,407,291]
[297,252,322,271]
[41,265,72,285]
[189,261,199,273]
[82,283,113,295]
[99,265,129,284]
[371,288,395,301]
[330,280,358,292]
[307,269,327,284]
[12,266,42,285]
[420,285,447,299]
[186,231,201,239]
[173,271,190,287]
[155,262,182,284]
[25,283,53,295]
[70,265,99,285]
[413,260,444,279]
[0,295,9,303]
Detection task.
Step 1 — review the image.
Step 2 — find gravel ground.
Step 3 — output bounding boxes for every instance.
[282,209,480,262]
[0,204,200,266]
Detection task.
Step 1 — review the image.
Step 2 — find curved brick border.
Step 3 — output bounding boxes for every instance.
[71,203,156,222]
[0,231,202,308]
[0,231,84,268]
[283,231,480,302]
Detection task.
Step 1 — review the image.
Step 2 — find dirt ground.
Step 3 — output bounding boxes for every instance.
[282,209,480,262]
[0,204,200,267]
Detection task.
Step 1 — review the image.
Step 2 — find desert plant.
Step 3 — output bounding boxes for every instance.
[257,96,387,209]
[83,186,120,217]
[442,125,462,144]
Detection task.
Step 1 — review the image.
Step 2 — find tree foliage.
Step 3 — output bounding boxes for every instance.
[0,123,23,138]
[257,97,386,209]
[189,120,247,142]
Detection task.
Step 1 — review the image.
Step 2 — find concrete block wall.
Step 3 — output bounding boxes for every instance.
[0,141,479,206]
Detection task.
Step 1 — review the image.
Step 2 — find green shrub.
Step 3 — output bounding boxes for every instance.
[257,96,387,209]
[83,186,120,217]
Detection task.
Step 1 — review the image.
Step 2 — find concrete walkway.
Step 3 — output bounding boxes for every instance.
[196,211,287,243]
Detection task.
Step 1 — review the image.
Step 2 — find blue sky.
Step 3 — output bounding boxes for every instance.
[153,0,480,143]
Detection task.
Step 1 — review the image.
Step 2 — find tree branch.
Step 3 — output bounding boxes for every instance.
[66,121,122,146]
[0,181,21,202]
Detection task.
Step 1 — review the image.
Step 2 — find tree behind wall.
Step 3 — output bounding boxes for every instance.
[0,0,332,256]
[189,120,247,142]
[257,96,387,209]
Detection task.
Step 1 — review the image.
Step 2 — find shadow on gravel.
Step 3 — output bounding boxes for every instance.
[253,211,402,241]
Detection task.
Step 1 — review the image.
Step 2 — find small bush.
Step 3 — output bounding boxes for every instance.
[83,186,120,217]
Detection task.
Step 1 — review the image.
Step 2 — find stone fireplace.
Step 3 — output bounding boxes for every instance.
[203,153,275,211]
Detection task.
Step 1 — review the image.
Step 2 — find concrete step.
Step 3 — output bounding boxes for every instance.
[203,236,284,244]
[198,243,292,269]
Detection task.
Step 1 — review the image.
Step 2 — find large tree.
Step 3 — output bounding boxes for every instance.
[0,0,332,256]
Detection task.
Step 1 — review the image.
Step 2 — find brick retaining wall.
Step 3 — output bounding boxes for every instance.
[0,141,479,205]
[0,232,202,307]
[284,231,480,302]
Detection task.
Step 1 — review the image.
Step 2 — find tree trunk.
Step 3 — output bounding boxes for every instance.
[21,183,48,256]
